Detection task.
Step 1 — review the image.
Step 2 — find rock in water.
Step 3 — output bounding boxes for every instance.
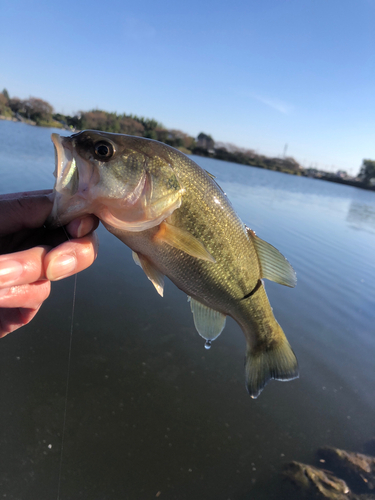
[319,447,375,493]
[284,461,352,500]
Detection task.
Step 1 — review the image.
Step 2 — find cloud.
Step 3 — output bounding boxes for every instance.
[252,94,293,114]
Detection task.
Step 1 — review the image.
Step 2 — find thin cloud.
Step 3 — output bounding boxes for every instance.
[253,94,293,115]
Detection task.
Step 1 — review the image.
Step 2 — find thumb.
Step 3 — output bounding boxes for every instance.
[0,191,53,237]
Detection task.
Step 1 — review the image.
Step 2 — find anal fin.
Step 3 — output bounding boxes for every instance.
[246,227,296,287]
[189,297,226,341]
[154,221,215,263]
[132,251,165,297]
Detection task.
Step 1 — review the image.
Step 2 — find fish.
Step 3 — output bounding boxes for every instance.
[50,130,299,398]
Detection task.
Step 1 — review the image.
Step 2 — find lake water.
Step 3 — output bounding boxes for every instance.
[0,120,374,500]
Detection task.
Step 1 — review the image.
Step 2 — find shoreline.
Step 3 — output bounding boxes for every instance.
[1,116,373,192]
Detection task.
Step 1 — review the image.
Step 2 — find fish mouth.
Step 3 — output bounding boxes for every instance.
[49,132,185,231]
[51,133,79,195]
[51,133,69,182]
[49,133,98,226]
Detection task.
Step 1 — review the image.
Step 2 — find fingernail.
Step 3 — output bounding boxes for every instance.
[0,287,11,298]
[46,254,77,281]
[76,217,95,238]
[0,260,24,286]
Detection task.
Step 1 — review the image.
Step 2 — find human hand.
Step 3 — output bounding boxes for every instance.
[0,190,99,337]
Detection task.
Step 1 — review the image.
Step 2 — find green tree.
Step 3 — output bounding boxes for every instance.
[66,114,82,130]
[0,92,12,117]
[2,88,9,101]
[23,97,54,123]
[144,129,158,140]
[0,93,8,107]
[8,97,24,113]
[197,132,214,150]
[359,159,375,185]
[79,110,145,136]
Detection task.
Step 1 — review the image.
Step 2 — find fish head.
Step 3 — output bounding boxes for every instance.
[50,130,185,231]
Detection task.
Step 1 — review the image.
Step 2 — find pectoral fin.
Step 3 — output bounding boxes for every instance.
[247,227,296,287]
[132,251,165,297]
[189,297,226,341]
[154,221,215,263]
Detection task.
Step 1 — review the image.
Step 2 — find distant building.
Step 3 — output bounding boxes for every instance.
[196,132,214,151]
[336,170,348,178]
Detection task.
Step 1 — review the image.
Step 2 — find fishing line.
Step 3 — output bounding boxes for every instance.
[56,223,77,500]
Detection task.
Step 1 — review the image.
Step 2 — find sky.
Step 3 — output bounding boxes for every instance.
[1,0,374,175]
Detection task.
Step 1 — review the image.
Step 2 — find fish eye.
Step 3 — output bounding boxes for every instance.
[94,141,114,160]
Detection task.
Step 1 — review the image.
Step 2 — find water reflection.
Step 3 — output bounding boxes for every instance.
[347,201,375,234]
[1,121,375,500]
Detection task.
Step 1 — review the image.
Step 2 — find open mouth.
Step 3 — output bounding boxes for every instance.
[49,132,185,231]
[51,133,78,194]
[49,133,91,226]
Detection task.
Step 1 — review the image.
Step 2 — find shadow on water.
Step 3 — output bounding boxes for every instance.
[0,122,375,499]
[0,229,307,500]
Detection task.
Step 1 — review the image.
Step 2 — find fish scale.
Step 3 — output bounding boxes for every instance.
[50,130,298,398]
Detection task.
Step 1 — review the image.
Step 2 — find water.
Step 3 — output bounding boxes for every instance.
[0,120,374,499]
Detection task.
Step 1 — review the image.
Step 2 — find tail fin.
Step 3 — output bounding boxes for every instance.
[245,335,299,399]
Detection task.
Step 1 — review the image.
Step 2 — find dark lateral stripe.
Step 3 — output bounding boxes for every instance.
[241,279,263,300]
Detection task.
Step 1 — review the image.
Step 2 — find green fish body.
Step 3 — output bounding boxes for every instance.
[50,130,298,398]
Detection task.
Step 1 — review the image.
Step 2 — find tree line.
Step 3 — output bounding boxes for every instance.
[0,89,196,153]
[1,88,374,185]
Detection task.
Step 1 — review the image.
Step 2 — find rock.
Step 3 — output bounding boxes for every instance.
[319,447,375,493]
[284,461,352,499]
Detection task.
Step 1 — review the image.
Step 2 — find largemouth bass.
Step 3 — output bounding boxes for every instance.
[50,130,298,398]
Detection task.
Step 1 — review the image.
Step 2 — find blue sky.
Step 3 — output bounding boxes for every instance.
[1,0,374,174]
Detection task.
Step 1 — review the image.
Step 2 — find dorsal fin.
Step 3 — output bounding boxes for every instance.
[205,169,216,180]
[246,227,296,288]
[132,251,165,296]
[205,169,225,193]
[188,297,226,341]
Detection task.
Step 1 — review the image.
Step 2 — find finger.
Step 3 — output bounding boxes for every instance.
[0,305,42,338]
[65,215,99,239]
[0,190,52,200]
[0,193,53,237]
[0,216,99,255]
[0,280,51,309]
[36,215,99,248]
[0,247,49,288]
[45,233,99,281]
